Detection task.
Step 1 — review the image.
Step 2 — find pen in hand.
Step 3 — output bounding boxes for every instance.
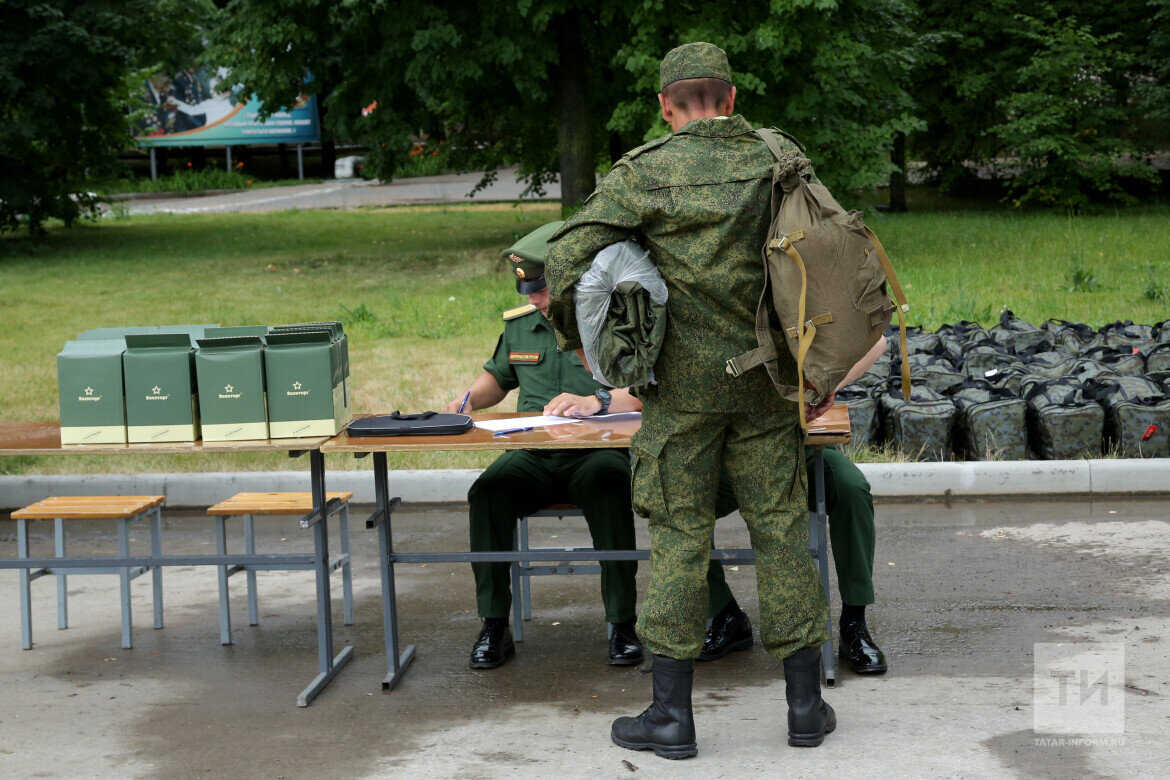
[457,391,471,414]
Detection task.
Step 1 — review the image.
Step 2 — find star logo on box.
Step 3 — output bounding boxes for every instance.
[218,383,243,400]
[146,384,169,401]
[152,386,162,395]
[293,381,302,390]
[287,379,310,397]
[78,385,102,402]
[224,384,234,393]
[84,387,94,396]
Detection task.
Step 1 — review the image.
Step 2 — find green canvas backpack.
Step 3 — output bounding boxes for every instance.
[724,129,911,430]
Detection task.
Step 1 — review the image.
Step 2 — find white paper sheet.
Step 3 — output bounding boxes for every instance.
[473,415,585,432]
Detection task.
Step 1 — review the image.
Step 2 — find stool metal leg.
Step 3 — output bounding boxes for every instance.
[117,517,133,649]
[55,518,68,630]
[340,504,354,626]
[812,446,835,686]
[244,513,258,626]
[18,518,32,650]
[151,507,164,629]
[510,526,524,642]
[215,515,232,645]
[519,516,532,622]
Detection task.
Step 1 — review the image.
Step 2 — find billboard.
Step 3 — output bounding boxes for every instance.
[133,67,320,147]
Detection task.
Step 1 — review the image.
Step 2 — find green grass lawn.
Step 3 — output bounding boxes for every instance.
[2,197,1168,475]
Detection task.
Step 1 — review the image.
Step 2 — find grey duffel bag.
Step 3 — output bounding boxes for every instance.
[879,382,957,461]
[951,382,1028,461]
[836,386,879,448]
[1022,378,1104,460]
[1084,376,1170,458]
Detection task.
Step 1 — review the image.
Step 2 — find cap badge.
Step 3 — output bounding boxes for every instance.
[515,268,526,278]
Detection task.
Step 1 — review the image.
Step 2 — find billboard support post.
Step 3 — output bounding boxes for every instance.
[297,144,304,180]
[225,146,232,172]
[149,148,157,181]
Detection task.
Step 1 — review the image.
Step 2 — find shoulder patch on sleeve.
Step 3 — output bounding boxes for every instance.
[622,133,673,161]
[503,303,538,321]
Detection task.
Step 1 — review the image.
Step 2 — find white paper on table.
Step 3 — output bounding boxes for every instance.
[581,411,642,423]
[473,415,585,432]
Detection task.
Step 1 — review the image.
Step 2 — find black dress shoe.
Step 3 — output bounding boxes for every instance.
[608,618,645,666]
[698,606,753,662]
[839,621,887,674]
[469,617,515,669]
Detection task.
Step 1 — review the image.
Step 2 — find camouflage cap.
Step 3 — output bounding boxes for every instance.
[501,220,565,294]
[659,42,732,92]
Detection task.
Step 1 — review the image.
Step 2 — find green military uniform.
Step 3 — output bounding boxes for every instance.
[469,303,638,624]
[707,446,876,618]
[546,110,830,660]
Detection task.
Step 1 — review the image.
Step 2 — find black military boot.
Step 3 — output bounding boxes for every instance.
[608,618,645,666]
[698,600,753,661]
[468,617,515,669]
[783,646,836,747]
[611,655,698,759]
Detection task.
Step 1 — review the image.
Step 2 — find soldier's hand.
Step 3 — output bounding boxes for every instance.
[544,393,602,417]
[444,398,465,413]
[805,391,835,423]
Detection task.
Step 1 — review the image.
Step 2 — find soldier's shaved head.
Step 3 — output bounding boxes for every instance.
[661,77,734,113]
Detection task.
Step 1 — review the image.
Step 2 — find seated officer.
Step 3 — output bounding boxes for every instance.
[701,338,889,675]
[444,221,644,670]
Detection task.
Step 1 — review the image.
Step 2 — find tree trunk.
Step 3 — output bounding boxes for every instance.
[889,132,907,213]
[553,11,595,215]
[278,143,291,178]
[316,86,335,178]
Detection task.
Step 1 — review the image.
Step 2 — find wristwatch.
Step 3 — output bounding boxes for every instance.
[594,388,612,415]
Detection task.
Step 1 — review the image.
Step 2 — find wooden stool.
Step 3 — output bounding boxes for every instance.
[206,492,354,646]
[11,496,165,650]
[512,503,595,642]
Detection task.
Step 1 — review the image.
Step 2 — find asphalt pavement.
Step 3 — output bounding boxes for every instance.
[1,496,1167,777]
[116,169,560,216]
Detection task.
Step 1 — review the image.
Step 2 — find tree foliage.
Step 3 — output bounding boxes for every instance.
[0,0,211,234]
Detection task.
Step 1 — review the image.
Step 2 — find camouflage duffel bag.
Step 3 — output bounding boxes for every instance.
[979,364,1028,395]
[1081,345,1148,377]
[852,352,893,392]
[1099,320,1155,350]
[938,321,991,363]
[1021,378,1104,459]
[1156,320,1170,343]
[962,341,1021,379]
[1021,350,1076,377]
[910,356,966,394]
[879,382,957,461]
[990,309,1049,353]
[1042,319,1104,355]
[1084,376,1170,458]
[951,382,1028,460]
[1142,342,1170,373]
[836,386,879,447]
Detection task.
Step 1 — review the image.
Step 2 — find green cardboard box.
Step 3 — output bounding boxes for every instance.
[57,339,127,444]
[204,325,269,340]
[79,325,218,343]
[264,331,350,437]
[269,321,351,417]
[123,334,200,443]
[195,336,268,441]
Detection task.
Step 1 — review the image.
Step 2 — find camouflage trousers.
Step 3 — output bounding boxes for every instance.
[631,400,830,661]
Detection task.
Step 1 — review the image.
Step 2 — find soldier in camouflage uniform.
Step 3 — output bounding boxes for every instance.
[545,42,835,757]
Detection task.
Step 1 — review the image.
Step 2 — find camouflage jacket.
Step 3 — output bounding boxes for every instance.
[545,115,815,412]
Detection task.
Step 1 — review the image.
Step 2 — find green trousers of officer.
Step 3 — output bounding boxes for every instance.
[468,448,638,624]
[631,402,830,661]
[707,445,875,617]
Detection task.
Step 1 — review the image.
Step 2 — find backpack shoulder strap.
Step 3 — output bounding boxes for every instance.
[754,127,787,161]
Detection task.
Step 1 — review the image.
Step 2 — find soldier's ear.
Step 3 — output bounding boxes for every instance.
[658,93,672,123]
[724,86,736,116]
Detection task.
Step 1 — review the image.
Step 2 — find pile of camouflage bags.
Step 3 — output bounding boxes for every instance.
[837,311,1170,461]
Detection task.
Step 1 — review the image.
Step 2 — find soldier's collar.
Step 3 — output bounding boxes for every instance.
[675,114,752,138]
[529,312,550,331]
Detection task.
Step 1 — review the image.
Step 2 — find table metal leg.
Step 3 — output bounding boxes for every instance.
[340,504,354,627]
[215,515,232,645]
[55,518,67,630]
[117,518,133,649]
[151,507,164,629]
[374,452,415,691]
[519,517,532,622]
[297,449,353,707]
[813,446,835,687]
[244,513,259,626]
[18,518,32,650]
[511,526,524,642]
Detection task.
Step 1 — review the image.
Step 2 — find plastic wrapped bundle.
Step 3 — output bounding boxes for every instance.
[951,381,1028,460]
[574,240,668,389]
[1022,378,1104,459]
[1084,376,1170,457]
[879,382,957,461]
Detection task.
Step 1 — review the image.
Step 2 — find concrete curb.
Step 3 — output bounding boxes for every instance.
[2,460,1169,509]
